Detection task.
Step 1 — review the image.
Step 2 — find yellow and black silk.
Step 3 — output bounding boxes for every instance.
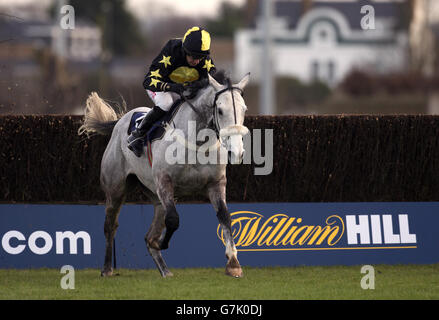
[182,26,211,56]
[143,38,216,92]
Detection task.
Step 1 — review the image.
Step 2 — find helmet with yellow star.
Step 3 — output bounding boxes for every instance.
[182,26,211,59]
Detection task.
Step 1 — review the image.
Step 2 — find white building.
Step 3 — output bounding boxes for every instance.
[235,0,408,87]
[24,21,102,62]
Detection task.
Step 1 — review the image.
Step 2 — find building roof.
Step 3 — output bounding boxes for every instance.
[0,19,47,44]
[250,0,408,31]
[0,17,100,44]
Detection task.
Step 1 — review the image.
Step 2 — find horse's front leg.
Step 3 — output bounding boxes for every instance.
[155,173,179,251]
[208,179,243,278]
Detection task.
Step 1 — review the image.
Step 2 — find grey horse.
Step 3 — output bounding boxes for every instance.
[78,73,250,278]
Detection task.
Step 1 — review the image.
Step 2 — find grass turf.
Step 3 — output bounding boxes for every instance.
[0,264,438,300]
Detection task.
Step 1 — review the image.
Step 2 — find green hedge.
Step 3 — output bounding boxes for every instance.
[1,115,438,204]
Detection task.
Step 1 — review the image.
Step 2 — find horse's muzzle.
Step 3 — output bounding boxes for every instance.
[220,125,248,165]
[228,150,244,164]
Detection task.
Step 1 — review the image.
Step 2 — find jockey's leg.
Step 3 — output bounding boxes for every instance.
[127,106,166,157]
[127,91,177,157]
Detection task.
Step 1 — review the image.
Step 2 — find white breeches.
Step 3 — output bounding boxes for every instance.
[147,90,180,112]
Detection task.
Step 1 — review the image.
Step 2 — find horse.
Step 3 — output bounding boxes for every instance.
[78,72,250,278]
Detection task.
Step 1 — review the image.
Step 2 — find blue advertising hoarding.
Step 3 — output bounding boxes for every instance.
[0,202,438,269]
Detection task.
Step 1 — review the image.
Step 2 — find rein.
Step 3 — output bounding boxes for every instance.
[165,80,245,152]
[179,93,202,117]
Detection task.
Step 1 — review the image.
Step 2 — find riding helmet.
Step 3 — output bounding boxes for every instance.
[182,26,211,59]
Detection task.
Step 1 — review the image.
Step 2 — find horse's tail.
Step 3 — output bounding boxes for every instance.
[78,92,126,137]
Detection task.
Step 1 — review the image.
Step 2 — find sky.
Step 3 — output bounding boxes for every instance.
[127,0,246,18]
[0,0,246,19]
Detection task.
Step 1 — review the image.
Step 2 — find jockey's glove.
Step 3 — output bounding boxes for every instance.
[188,78,209,91]
[165,83,185,94]
[185,79,209,99]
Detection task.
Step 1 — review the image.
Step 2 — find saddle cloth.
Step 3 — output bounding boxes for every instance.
[127,98,184,145]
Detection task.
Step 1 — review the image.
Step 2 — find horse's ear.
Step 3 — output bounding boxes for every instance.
[208,73,223,91]
[237,72,250,91]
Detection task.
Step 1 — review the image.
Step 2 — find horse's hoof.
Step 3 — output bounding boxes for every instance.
[100,269,113,277]
[225,267,243,278]
[225,256,243,278]
[162,270,174,278]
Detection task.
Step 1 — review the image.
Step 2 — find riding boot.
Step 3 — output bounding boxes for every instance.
[127,106,167,157]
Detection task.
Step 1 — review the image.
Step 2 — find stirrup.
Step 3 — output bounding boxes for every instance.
[127,106,166,157]
[127,130,142,143]
[127,136,145,157]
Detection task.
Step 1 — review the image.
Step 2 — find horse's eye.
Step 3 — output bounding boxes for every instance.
[218,108,223,116]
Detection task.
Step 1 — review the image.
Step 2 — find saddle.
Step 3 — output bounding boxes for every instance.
[127,98,184,145]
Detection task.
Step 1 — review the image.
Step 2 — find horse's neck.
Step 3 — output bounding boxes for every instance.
[172,89,212,133]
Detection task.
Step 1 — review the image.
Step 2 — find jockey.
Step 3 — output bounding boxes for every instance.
[127,26,217,157]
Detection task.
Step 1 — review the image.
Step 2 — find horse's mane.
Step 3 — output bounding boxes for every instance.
[211,69,230,85]
[186,69,229,100]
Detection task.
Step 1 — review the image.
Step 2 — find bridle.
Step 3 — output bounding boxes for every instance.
[210,79,244,140]
[162,79,249,154]
[180,79,244,141]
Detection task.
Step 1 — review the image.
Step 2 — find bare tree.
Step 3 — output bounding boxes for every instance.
[409,0,435,76]
[302,0,313,14]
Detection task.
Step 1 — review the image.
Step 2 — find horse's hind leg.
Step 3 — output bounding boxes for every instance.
[145,203,173,277]
[101,190,125,277]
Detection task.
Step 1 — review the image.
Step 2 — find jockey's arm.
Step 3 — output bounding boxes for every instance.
[143,40,174,92]
[143,40,217,93]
